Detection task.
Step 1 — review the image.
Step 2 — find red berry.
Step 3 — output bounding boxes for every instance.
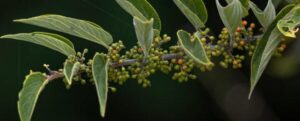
[236,27,242,33]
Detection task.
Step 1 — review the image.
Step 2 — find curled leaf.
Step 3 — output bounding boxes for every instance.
[249,4,296,99]
[226,0,250,17]
[277,6,300,38]
[116,0,161,33]
[249,0,276,29]
[92,53,109,117]
[18,72,48,121]
[216,0,244,45]
[173,0,208,30]
[133,17,154,57]
[63,61,81,85]
[177,30,211,65]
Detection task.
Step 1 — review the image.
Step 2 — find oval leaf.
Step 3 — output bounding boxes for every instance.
[14,14,113,48]
[249,4,296,99]
[34,32,75,49]
[216,0,244,42]
[0,32,76,56]
[63,61,81,85]
[249,0,276,29]
[18,72,48,121]
[133,17,154,57]
[173,0,208,30]
[92,53,109,117]
[116,0,161,33]
[277,6,300,38]
[177,30,211,65]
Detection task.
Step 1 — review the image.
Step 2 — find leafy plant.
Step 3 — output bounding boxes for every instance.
[1,0,300,121]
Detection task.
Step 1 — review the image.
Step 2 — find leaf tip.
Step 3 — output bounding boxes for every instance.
[248,88,254,100]
[100,110,106,118]
[13,19,25,23]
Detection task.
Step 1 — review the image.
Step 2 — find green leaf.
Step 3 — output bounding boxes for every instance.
[226,0,250,17]
[249,0,276,29]
[177,30,211,65]
[286,0,300,4]
[249,4,296,99]
[92,53,109,117]
[0,32,76,56]
[277,6,300,38]
[226,0,249,8]
[133,17,154,57]
[63,61,81,85]
[216,0,244,41]
[240,0,250,8]
[18,72,48,121]
[14,14,113,48]
[116,0,161,33]
[173,0,208,30]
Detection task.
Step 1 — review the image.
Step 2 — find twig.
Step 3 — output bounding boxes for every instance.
[46,34,263,82]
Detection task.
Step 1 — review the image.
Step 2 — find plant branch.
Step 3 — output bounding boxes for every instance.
[110,53,180,68]
[45,34,263,82]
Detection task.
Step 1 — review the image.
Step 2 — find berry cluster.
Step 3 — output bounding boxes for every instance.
[55,20,290,88]
[61,49,91,89]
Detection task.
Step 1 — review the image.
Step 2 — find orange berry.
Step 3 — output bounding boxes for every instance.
[280,44,287,49]
[236,27,242,33]
[239,40,245,46]
[138,48,144,53]
[177,59,184,65]
[233,60,239,65]
[242,20,248,26]
[250,23,256,28]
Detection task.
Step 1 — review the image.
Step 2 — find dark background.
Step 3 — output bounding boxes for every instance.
[1,0,300,121]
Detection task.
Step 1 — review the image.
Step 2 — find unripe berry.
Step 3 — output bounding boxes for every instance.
[182,65,188,70]
[209,36,215,40]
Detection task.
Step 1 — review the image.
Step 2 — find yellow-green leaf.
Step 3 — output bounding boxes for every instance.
[277,6,300,38]
[249,0,276,29]
[116,0,161,33]
[249,4,296,99]
[0,32,76,56]
[63,61,81,85]
[173,0,208,30]
[18,72,48,121]
[92,53,109,117]
[133,17,154,57]
[14,14,113,48]
[177,30,211,65]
